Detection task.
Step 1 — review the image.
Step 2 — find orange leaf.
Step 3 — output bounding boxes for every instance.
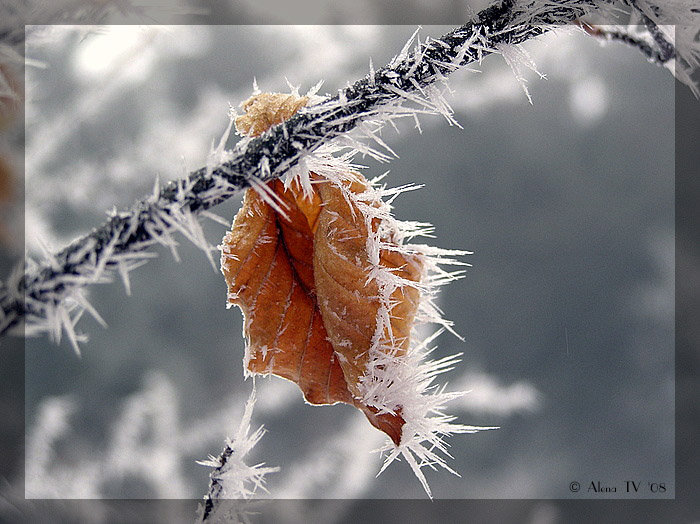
[220,93,423,445]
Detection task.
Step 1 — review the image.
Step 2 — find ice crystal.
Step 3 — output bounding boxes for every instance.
[197,386,278,522]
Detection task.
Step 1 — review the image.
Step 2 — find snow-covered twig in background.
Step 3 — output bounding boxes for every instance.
[19,370,257,500]
[24,372,192,499]
[0,0,204,47]
[1,0,698,347]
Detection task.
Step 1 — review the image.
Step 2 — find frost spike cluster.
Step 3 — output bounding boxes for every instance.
[197,386,279,522]
[290,162,498,497]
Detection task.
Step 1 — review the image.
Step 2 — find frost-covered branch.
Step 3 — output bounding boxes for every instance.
[615,0,700,94]
[2,0,698,347]
[577,0,691,87]
[579,21,673,64]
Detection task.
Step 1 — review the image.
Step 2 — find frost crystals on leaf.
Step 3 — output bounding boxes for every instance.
[220,92,496,497]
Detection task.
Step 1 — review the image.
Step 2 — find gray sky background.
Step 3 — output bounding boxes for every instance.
[0,3,686,517]
[21,24,674,503]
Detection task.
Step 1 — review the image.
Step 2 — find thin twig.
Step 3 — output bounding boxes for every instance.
[577,8,675,67]
[200,444,235,522]
[196,386,278,523]
[577,21,670,64]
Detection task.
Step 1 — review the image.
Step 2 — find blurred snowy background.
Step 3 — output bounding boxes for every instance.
[0,11,682,521]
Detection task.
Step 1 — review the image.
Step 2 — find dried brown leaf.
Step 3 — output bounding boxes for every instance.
[220,93,423,445]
